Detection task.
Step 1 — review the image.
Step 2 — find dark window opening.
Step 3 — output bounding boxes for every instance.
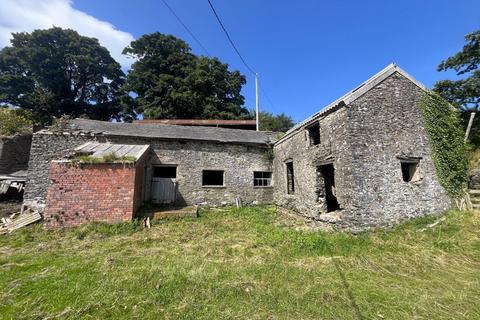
[307,122,320,146]
[401,161,418,182]
[153,166,177,178]
[202,170,224,186]
[319,164,340,212]
[254,171,272,187]
[286,162,295,194]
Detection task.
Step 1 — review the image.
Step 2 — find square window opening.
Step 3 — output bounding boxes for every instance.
[254,171,272,187]
[202,170,224,186]
[286,162,295,194]
[307,122,320,146]
[153,166,177,178]
[400,161,418,182]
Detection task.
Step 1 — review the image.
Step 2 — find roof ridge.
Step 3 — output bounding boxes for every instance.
[276,64,429,145]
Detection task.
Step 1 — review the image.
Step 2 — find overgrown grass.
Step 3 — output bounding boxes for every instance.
[0,207,479,319]
[71,152,137,164]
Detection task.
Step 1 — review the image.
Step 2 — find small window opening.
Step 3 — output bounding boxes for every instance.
[307,122,320,146]
[254,171,272,187]
[400,161,418,182]
[153,166,177,178]
[202,170,224,186]
[286,162,295,194]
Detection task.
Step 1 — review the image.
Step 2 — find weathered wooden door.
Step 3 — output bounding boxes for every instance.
[151,165,177,204]
[151,178,176,203]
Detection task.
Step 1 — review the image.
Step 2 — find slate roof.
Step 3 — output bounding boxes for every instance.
[275,64,429,145]
[134,119,256,126]
[65,118,274,145]
[74,142,150,161]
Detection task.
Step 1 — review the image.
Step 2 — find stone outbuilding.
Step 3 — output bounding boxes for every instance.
[24,119,275,227]
[273,64,450,230]
[22,64,452,230]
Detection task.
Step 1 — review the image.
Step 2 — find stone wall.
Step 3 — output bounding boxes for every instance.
[125,137,274,206]
[44,161,139,227]
[273,106,353,222]
[23,132,101,211]
[24,130,273,211]
[344,72,449,229]
[0,134,32,174]
[273,71,450,230]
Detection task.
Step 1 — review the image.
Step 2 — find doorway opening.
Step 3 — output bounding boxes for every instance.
[318,164,340,212]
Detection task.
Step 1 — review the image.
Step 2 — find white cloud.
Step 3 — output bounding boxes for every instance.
[0,0,135,69]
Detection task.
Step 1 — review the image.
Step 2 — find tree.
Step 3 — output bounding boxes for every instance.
[258,111,294,132]
[434,30,480,144]
[0,108,33,136]
[0,27,133,124]
[123,33,249,119]
[434,30,480,112]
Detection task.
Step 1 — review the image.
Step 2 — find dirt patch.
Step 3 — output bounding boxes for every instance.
[0,201,21,218]
[275,207,334,232]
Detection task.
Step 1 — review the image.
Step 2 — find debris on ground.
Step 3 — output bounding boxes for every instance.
[0,207,42,234]
[419,216,446,232]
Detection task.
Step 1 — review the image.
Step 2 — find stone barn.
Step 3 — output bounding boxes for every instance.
[273,64,450,230]
[22,64,452,230]
[23,119,275,226]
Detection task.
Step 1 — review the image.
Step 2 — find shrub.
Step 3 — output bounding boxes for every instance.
[0,108,33,136]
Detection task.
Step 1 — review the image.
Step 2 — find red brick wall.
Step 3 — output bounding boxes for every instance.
[44,161,139,228]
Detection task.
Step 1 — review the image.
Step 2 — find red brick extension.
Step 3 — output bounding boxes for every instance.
[44,161,144,228]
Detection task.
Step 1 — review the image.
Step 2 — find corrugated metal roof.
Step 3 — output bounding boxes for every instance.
[74,142,150,161]
[62,119,275,145]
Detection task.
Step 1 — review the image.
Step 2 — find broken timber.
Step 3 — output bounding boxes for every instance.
[0,210,42,234]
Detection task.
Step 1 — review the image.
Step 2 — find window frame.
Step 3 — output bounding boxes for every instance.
[253,171,273,188]
[306,121,321,146]
[286,161,295,194]
[400,160,420,182]
[202,169,225,187]
[152,165,177,179]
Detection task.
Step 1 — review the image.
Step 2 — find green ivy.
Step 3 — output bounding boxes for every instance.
[420,92,468,198]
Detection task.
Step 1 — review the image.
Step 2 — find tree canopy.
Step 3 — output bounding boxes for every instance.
[0,27,132,124]
[434,30,480,112]
[123,33,249,119]
[257,111,294,132]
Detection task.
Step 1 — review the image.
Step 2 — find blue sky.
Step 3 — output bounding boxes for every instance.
[1,0,479,122]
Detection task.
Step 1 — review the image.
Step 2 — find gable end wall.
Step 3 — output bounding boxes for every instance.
[273,71,450,230]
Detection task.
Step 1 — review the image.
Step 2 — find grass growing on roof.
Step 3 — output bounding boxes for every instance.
[71,152,136,164]
[0,206,479,319]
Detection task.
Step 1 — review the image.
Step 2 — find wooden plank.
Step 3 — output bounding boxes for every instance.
[6,211,42,232]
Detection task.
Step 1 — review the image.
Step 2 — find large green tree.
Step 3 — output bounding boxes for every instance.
[0,27,132,124]
[123,33,249,119]
[434,30,480,112]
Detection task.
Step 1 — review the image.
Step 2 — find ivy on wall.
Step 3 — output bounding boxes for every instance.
[420,92,468,198]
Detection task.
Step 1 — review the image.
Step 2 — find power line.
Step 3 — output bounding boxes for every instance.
[160,0,210,56]
[206,0,256,75]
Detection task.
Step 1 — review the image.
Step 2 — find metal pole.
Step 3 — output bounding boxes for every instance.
[465,111,476,142]
[255,73,259,131]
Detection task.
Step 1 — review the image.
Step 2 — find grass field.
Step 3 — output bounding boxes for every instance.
[0,206,479,319]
